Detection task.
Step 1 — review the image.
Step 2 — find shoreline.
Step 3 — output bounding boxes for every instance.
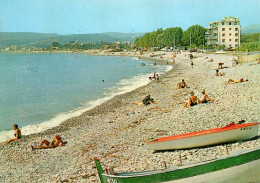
[0,52,171,142]
[0,51,259,182]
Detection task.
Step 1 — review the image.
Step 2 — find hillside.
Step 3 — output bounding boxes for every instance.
[0,32,144,49]
[242,24,260,34]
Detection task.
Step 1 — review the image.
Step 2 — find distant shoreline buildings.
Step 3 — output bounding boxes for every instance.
[206,16,241,49]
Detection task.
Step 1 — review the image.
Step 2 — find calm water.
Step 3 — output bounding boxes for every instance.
[0,52,172,142]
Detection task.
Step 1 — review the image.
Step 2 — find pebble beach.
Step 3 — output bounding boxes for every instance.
[0,51,259,183]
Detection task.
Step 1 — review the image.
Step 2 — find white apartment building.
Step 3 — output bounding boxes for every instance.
[206,16,241,49]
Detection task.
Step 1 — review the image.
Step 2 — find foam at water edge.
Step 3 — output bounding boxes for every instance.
[0,65,173,143]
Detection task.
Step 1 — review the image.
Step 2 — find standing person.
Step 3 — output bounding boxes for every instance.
[190,60,194,68]
[4,124,22,144]
[31,134,65,150]
[182,92,200,109]
[156,74,159,83]
[199,89,215,103]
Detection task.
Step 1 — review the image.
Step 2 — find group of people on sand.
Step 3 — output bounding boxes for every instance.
[3,124,65,150]
[182,89,215,109]
[149,72,159,82]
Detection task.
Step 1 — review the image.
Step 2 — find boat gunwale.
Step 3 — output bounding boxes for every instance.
[100,147,260,179]
[145,123,259,144]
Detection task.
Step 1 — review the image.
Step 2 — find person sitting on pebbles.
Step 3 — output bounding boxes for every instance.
[132,94,155,106]
[199,89,215,103]
[175,79,188,90]
[182,92,200,109]
[3,124,22,144]
[31,134,65,150]
[225,78,248,84]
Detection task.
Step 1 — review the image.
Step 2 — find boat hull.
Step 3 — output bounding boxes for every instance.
[95,147,260,183]
[146,123,259,150]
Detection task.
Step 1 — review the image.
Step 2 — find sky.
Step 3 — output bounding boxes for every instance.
[0,0,259,34]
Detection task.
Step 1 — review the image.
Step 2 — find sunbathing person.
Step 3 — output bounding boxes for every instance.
[4,124,22,144]
[182,92,200,109]
[199,89,215,103]
[175,79,188,90]
[31,134,65,150]
[252,58,260,65]
[225,78,248,84]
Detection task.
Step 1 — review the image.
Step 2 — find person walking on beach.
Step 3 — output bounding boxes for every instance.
[199,89,215,103]
[190,61,194,68]
[4,124,22,144]
[175,79,188,90]
[182,92,200,109]
[156,74,159,83]
[31,134,65,150]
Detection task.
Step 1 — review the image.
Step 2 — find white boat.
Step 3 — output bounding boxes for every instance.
[146,122,259,150]
[95,147,260,183]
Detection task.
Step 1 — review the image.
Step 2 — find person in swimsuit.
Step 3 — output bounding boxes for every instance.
[225,78,248,84]
[4,124,22,144]
[199,89,215,103]
[31,134,65,150]
[175,79,188,90]
[182,92,200,109]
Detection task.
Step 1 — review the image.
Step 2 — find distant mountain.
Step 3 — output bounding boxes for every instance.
[242,24,260,34]
[0,32,144,49]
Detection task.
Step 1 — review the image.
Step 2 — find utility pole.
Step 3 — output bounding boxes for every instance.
[203,32,205,50]
[190,32,192,48]
[174,33,176,48]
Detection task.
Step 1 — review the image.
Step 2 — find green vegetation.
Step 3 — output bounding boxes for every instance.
[0,32,144,51]
[240,33,260,51]
[135,25,206,49]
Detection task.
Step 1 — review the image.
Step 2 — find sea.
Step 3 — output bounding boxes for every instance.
[0,52,172,142]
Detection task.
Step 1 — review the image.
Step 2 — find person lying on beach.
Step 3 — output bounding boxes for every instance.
[3,124,22,144]
[199,89,215,103]
[251,58,260,65]
[208,59,214,62]
[31,134,65,150]
[182,92,200,109]
[132,94,155,106]
[175,79,188,90]
[225,78,248,84]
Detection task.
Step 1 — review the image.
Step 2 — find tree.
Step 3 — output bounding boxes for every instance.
[182,24,206,47]
[51,41,60,47]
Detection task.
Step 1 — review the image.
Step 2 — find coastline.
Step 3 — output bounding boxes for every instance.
[0,50,259,182]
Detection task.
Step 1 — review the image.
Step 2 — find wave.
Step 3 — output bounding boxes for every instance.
[0,64,173,143]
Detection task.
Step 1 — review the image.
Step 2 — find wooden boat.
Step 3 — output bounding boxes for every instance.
[146,122,259,150]
[94,147,260,183]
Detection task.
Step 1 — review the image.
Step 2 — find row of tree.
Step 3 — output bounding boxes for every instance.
[135,25,206,49]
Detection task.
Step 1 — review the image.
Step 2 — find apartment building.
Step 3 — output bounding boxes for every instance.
[206,16,241,49]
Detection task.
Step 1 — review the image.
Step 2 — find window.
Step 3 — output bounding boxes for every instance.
[229,45,232,47]
[229,39,232,42]
[235,39,238,42]
[222,28,225,31]
[229,33,232,36]
[229,28,232,30]
[235,33,238,36]
[222,22,224,25]
[235,22,237,25]
[229,22,231,25]
[222,33,225,37]
[222,39,225,43]
[235,44,238,47]
[235,28,238,31]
